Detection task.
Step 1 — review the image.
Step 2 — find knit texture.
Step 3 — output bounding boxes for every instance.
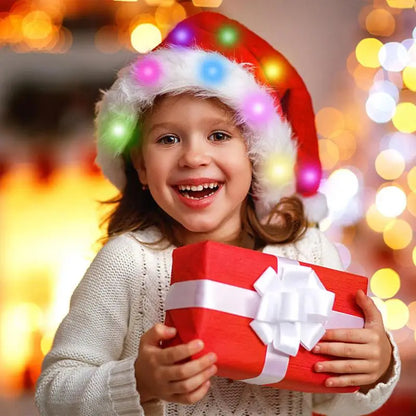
[35,227,400,416]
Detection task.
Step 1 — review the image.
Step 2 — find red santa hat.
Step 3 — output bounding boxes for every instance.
[95,11,328,222]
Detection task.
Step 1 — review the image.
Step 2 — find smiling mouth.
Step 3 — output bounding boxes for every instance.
[176,182,221,200]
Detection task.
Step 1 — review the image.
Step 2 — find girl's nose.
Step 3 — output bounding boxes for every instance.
[178,139,211,168]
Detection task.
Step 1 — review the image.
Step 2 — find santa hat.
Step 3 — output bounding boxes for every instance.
[95,11,328,223]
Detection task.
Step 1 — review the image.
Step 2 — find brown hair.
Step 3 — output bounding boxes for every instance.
[101,94,308,249]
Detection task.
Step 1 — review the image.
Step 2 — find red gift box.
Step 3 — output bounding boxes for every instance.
[164,240,368,393]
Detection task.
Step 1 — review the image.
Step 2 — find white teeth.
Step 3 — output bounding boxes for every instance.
[178,182,219,191]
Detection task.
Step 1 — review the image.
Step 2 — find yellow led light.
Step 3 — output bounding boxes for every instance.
[355,38,383,68]
[384,298,409,330]
[413,246,416,266]
[192,0,223,6]
[263,153,295,187]
[386,0,415,8]
[392,102,416,133]
[370,268,400,299]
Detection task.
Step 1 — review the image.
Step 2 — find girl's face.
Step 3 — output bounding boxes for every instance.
[132,93,252,245]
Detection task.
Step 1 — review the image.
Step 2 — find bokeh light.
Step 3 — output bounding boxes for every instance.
[383,219,413,249]
[366,204,392,232]
[384,298,409,330]
[403,65,416,91]
[385,132,416,162]
[335,243,352,269]
[375,149,405,180]
[372,297,388,324]
[408,166,416,192]
[315,107,344,138]
[407,301,416,330]
[392,102,416,133]
[370,80,399,102]
[192,0,223,6]
[413,246,416,265]
[365,92,396,123]
[95,25,121,54]
[375,185,407,217]
[365,8,395,37]
[379,42,409,72]
[355,37,383,68]
[386,0,415,8]
[370,268,400,299]
[130,23,162,53]
[319,139,339,170]
[408,191,416,217]
[331,131,357,161]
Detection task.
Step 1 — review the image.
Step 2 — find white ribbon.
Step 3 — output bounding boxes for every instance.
[165,257,364,385]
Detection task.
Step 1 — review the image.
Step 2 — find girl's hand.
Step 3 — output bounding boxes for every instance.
[135,323,217,404]
[313,290,393,392]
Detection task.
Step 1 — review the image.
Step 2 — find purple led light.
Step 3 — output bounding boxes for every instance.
[169,24,194,46]
[241,92,275,125]
[133,57,163,86]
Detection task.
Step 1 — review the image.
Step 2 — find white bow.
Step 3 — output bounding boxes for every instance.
[250,260,335,357]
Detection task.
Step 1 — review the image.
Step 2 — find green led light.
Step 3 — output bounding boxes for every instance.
[217,25,239,47]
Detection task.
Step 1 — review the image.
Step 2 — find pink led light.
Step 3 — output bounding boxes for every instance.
[133,57,163,86]
[241,92,275,125]
[296,163,321,195]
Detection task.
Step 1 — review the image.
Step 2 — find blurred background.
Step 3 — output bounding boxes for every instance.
[0,0,415,414]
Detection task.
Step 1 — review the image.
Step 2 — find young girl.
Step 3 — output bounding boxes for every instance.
[36,12,400,416]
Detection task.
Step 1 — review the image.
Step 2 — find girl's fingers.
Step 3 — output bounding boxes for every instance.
[324,373,374,388]
[313,341,370,359]
[356,290,383,328]
[141,323,177,347]
[169,364,217,394]
[172,380,212,405]
[160,339,206,365]
[315,359,373,375]
[319,328,373,344]
[166,352,218,381]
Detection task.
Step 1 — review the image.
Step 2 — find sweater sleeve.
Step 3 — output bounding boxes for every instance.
[311,230,401,416]
[35,234,145,416]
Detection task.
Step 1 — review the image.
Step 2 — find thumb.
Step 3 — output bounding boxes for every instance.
[356,289,383,328]
[141,323,177,347]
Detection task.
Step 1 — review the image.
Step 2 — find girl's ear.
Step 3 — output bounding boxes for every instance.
[130,146,147,185]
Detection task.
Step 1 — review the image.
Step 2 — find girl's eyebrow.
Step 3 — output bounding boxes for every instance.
[147,117,235,135]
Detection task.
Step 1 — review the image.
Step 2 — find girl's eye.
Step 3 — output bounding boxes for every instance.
[158,135,179,145]
[208,132,231,142]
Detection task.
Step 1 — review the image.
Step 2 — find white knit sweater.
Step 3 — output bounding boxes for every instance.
[35,227,400,416]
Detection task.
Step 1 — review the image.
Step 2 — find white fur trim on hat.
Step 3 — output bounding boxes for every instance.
[95,46,298,219]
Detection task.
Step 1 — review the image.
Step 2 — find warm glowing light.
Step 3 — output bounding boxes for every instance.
[319,139,339,170]
[261,59,283,82]
[198,55,228,86]
[365,92,396,123]
[384,298,409,330]
[392,102,416,133]
[375,149,405,180]
[403,66,416,91]
[154,2,186,32]
[365,8,395,37]
[370,80,399,102]
[315,107,344,139]
[370,268,400,299]
[134,57,163,86]
[372,297,388,324]
[386,0,415,8]
[22,10,53,40]
[263,153,295,187]
[408,166,416,192]
[366,204,392,232]
[192,0,223,6]
[413,246,416,265]
[379,42,409,72]
[383,219,413,249]
[355,38,383,68]
[352,65,378,90]
[130,23,162,53]
[386,132,416,162]
[407,301,416,330]
[375,185,407,217]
